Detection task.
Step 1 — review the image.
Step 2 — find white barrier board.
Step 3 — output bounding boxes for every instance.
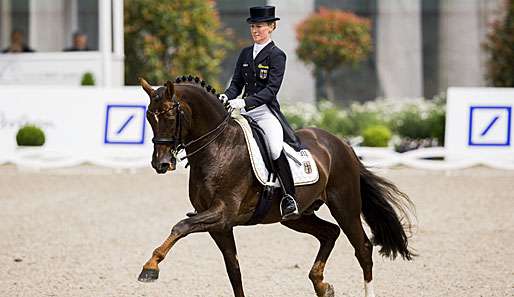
[446,87,514,160]
[0,86,153,168]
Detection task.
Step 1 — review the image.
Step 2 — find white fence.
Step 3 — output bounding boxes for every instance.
[1,87,514,171]
[3,146,514,171]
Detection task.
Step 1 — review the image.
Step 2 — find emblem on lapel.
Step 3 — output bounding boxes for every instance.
[257,64,269,79]
[303,161,312,174]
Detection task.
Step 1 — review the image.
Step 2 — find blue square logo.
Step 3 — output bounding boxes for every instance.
[468,106,512,146]
[104,104,147,144]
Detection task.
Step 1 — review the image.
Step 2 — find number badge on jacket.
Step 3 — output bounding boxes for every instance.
[257,64,269,79]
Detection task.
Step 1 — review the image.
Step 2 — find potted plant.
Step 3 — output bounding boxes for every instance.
[81,72,96,86]
[16,124,45,147]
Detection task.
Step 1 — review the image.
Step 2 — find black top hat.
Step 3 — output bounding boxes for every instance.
[247,6,280,23]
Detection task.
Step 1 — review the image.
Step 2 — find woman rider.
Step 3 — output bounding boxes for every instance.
[219,6,300,220]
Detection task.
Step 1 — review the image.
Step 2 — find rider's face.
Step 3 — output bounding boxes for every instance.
[250,22,273,44]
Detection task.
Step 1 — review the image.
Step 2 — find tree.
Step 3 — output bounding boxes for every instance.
[124,0,230,87]
[484,0,514,87]
[296,7,372,101]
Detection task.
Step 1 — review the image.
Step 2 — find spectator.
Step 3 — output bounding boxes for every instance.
[2,30,34,53]
[64,32,90,51]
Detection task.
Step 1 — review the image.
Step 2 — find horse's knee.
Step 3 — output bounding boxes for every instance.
[171,221,190,237]
[328,225,341,241]
[319,224,340,244]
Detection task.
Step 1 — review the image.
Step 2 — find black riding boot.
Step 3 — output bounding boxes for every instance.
[274,151,300,220]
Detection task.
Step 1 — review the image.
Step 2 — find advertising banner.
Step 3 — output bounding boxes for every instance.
[446,87,514,160]
[0,86,154,168]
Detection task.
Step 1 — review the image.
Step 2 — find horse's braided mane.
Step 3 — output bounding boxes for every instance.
[174,74,218,96]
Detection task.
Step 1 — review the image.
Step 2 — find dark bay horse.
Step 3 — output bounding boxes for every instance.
[138,76,415,297]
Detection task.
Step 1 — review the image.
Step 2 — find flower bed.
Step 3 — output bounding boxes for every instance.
[283,95,446,151]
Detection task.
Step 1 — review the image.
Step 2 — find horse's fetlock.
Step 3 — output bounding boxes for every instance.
[309,269,323,282]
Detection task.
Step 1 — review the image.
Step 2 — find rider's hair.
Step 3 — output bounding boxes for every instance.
[267,21,277,31]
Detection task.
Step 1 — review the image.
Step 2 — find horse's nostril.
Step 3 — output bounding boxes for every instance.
[160,163,170,171]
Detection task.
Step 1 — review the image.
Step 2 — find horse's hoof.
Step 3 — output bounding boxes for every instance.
[323,283,335,297]
[138,268,159,282]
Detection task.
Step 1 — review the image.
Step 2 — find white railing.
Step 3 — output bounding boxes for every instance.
[2,146,514,171]
[354,147,514,170]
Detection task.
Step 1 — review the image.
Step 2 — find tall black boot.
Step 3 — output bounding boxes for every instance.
[274,151,300,220]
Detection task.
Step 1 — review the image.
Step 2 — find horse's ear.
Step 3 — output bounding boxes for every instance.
[139,77,156,98]
[165,80,174,100]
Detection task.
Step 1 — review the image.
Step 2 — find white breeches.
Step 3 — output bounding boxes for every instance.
[242,106,283,160]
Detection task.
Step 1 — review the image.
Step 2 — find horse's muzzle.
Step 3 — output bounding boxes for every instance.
[153,158,177,174]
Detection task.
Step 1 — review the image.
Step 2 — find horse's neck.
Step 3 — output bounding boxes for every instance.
[179,86,226,142]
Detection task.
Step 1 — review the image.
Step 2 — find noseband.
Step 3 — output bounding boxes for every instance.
[148,94,232,161]
[148,96,184,149]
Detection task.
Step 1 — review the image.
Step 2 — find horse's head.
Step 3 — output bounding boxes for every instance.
[140,77,184,174]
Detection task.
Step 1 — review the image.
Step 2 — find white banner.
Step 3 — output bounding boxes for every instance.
[446,87,514,160]
[2,86,514,170]
[0,86,154,168]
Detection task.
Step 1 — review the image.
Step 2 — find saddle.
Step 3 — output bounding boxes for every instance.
[232,114,319,224]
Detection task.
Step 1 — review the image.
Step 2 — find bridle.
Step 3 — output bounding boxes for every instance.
[148,94,232,161]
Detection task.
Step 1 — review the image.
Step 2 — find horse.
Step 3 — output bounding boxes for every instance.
[137,76,415,297]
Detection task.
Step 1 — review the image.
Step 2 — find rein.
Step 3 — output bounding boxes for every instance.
[150,94,232,161]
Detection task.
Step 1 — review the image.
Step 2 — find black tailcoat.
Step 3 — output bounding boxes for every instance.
[225,41,301,148]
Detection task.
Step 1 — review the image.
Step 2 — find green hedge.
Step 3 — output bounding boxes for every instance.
[362,125,392,147]
[16,125,45,146]
[81,72,95,86]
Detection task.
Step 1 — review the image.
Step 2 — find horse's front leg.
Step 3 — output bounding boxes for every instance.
[210,230,245,297]
[138,201,226,282]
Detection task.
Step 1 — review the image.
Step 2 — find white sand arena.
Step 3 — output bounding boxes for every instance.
[1,165,513,297]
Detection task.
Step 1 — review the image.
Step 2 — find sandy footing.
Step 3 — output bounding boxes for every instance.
[1,165,513,296]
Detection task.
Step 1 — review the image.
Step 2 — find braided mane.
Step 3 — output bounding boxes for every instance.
[174,75,218,95]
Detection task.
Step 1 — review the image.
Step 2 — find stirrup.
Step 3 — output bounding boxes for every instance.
[280,194,300,221]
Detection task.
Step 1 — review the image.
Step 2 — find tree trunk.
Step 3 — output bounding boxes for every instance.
[323,70,336,101]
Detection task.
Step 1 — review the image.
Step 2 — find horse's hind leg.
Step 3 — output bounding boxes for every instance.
[282,214,340,297]
[327,189,375,297]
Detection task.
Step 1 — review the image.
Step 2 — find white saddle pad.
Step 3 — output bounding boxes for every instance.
[233,114,319,187]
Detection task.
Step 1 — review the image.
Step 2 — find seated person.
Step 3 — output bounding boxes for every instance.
[63,32,90,51]
[2,30,34,53]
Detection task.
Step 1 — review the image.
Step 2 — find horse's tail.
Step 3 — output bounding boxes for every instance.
[359,162,416,260]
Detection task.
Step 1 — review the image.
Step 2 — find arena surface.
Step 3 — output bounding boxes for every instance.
[1,165,513,297]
